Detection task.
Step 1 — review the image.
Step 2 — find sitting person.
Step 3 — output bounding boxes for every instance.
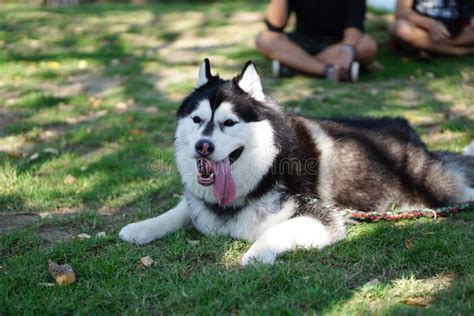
[391,0,474,57]
[255,0,377,82]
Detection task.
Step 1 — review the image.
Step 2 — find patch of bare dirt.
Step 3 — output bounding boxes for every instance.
[39,73,123,98]
[398,86,428,107]
[0,205,89,234]
[65,109,108,125]
[0,108,29,137]
[39,226,76,243]
[0,213,38,234]
[121,33,166,49]
[0,135,34,154]
[450,101,474,118]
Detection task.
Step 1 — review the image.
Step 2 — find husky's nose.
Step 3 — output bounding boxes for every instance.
[195,140,214,157]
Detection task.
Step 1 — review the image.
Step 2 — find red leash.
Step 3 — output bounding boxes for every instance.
[337,201,474,222]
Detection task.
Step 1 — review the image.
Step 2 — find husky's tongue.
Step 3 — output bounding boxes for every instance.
[212,158,236,206]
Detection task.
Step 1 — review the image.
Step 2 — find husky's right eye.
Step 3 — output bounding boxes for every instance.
[192,116,201,124]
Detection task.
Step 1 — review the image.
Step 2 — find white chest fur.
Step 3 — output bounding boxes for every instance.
[186,191,296,242]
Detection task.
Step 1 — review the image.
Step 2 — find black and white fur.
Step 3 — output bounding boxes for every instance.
[120,60,474,265]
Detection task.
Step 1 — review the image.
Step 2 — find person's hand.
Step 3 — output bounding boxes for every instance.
[429,21,450,42]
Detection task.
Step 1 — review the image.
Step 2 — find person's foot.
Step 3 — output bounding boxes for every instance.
[271,60,294,77]
[332,44,356,71]
[325,62,359,82]
[348,62,360,82]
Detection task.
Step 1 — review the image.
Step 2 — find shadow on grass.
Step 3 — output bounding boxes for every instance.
[1,4,473,313]
[0,5,179,213]
[1,210,473,314]
[0,3,266,215]
[316,215,474,314]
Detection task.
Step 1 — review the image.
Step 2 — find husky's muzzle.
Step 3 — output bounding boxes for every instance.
[196,146,244,186]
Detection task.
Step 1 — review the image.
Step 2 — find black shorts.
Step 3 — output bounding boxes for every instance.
[415,10,470,38]
[286,32,342,55]
[439,19,470,38]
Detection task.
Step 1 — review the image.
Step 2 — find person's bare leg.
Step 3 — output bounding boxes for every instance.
[445,26,474,46]
[316,44,354,70]
[255,30,326,76]
[354,35,378,64]
[391,19,474,56]
[316,35,377,69]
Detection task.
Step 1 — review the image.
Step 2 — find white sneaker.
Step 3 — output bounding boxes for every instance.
[349,62,360,82]
[271,60,294,78]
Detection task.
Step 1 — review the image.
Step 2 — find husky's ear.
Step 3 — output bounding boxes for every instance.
[196,58,213,88]
[236,61,265,101]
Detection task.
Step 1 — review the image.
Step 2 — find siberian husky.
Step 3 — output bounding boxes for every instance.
[120,59,474,265]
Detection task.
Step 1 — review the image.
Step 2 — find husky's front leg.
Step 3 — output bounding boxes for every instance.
[242,216,344,266]
[119,199,190,245]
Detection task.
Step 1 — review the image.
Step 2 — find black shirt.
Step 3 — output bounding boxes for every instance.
[413,0,474,20]
[413,0,460,20]
[289,0,366,37]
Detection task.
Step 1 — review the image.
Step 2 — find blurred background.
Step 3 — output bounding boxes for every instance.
[1,0,397,10]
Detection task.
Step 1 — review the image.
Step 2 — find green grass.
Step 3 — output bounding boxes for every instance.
[1,3,474,315]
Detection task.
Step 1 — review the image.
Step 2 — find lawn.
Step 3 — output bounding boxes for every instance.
[1,3,474,315]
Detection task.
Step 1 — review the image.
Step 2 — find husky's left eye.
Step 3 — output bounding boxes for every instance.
[224,119,236,127]
[192,116,202,124]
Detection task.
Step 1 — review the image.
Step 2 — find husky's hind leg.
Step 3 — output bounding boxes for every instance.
[435,153,474,187]
[435,141,474,201]
[119,199,190,245]
[241,216,345,266]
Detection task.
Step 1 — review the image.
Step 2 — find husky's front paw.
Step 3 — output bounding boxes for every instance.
[241,246,276,266]
[119,222,156,245]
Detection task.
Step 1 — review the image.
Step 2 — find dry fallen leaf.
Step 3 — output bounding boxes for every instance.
[48,259,76,286]
[365,278,381,287]
[39,212,51,219]
[39,282,55,287]
[96,231,106,238]
[404,239,413,249]
[186,239,200,246]
[77,233,91,239]
[64,175,76,185]
[6,150,23,158]
[89,97,102,108]
[139,256,154,267]
[43,147,59,155]
[47,61,60,69]
[130,129,144,136]
[29,153,39,161]
[403,297,430,307]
